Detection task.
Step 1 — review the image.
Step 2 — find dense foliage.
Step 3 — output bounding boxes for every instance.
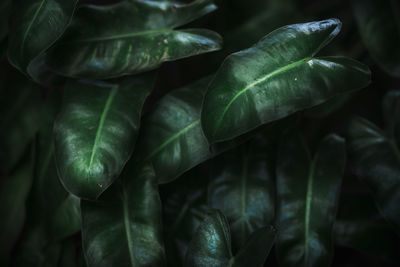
[1,0,399,266]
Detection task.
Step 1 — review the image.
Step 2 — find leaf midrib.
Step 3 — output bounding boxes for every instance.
[88,87,118,170]
[145,119,200,160]
[212,57,312,139]
[304,159,315,265]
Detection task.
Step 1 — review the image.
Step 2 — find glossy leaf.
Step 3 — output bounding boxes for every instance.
[208,137,275,252]
[276,132,345,267]
[8,0,78,75]
[161,167,209,266]
[345,115,400,234]
[0,150,34,265]
[201,19,371,143]
[334,193,400,262]
[184,210,276,267]
[54,74,155,199]
[45,0,222,79]
[352,0,400,77]
[81,163,165,267]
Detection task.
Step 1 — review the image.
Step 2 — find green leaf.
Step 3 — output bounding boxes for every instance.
[201,19,371,143]
[334,193,400,262]
[0,148,34,266]
[352,0,400,77]
[345,115,400,234]
[184,210,276,267]
[161,167,209,266]
[81,163,165,267]
[54,74,155,199]
[0,63,46,171]
[304,93,351,118]
[8,0,78,75]
[208,137,275,252]
[276,132,345,267]
[45,0,222,79]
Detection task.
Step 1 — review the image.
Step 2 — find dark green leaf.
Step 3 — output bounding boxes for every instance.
[345,115,400,234]
[0,149,34,265]
[208,137,275,252]
[54,74,155,199]
[276,132,345,267]
[305,93,351,118]
[161,168,209,266]
[352,0,400,77]
[201,19,371,143]
[45,0,221,79]
[81,163,165,267]
[184,210,276,267]
[8,0,78,75]
[334,193,400,262]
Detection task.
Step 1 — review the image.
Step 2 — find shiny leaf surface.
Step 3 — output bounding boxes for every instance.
[184,210,276,267]
[81,163,165,267]
[54,74,155,199]
[345,115,400,234]
[46,0,221,79]
[8,0,78,75]
[352,0,400,77]
[276,132,345,267]
[208,137,275,252]
[201,19,371,143]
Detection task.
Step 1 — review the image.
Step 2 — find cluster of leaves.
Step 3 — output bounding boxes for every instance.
[1,0,399,266]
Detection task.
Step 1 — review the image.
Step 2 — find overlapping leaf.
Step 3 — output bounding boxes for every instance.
[201,19,371,143]
[54,74,155,199]
[8,0,78,77]
[184,210,276,267]
[208,137,275,252]
[352,0,400,77]
[45,0,222,79]
[345,114,400,234]
[276,132,345,267]
[81,163,165,267]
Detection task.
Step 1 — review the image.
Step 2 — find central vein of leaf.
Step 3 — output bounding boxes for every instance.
[145,119,200,160]
[305,159,315,265]
[88,87,118,170]
[213,57,312,138]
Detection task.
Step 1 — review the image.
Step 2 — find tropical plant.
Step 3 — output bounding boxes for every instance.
[1,0,399,266]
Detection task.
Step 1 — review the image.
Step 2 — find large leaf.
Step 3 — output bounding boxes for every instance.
[0,149,34,266]
[133,77,292,184]
[276,132,345,267]
[334,193,400,262]
[8,0,78,75]
[54,74,155,199]
[184,210,276,267]
[352,0,400,77]
[345,116,400,234]
[161,167,209,267]
[81,163,165,267]
[45,0,222,79]
[201,19,371,143]
[208,137,275,252]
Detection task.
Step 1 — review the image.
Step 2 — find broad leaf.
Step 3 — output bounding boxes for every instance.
[81,163,165,267]
[161,167,209,266]
[201,19,371,143]
[8,0,78,75]
[345,115,400,234]
[184,210,276,267]
[54,74,155,199]
[208,137,275,252]
[276,132,345,267]
[352,0,400,77]
[0,149,34,266]
[45,0,222,79]
[334,193,400,262]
